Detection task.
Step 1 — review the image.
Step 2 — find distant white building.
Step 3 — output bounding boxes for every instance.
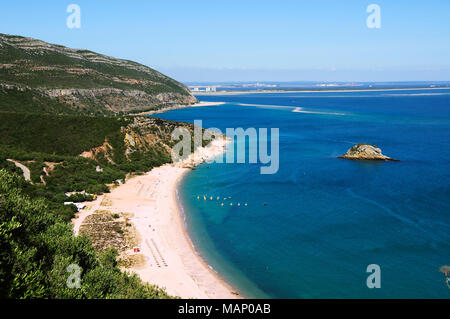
[64,202,86,211]
[189,86,217,93]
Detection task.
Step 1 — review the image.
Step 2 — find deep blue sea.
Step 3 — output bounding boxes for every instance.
[155,89,450,298]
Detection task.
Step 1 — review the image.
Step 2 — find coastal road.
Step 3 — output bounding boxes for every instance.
[7,159,32,182]
[72,194,104,236]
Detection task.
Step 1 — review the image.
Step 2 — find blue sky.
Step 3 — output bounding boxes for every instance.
[0,0,449,82]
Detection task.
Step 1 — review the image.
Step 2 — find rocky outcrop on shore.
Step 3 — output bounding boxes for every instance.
[338,143,399,161]
[172,136,230,169]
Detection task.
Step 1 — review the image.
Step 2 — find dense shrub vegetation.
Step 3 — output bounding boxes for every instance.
[0,112,180,222]
[0,33,204,299]
[0,170,172,298]
[0,112,127,156]
[0,112,184,298]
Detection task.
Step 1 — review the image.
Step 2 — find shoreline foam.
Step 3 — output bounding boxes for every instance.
[73,136,239,298]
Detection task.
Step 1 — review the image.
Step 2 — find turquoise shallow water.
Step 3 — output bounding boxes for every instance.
[156,89,450,298]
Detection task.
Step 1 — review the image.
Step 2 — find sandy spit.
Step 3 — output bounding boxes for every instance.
[134,101,225,116]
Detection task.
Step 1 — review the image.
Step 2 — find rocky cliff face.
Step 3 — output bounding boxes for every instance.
[79,116,222,168]
[41,88,196,113]
[0,33,197,114]
[80,116,196,165]
[338,143,399,161]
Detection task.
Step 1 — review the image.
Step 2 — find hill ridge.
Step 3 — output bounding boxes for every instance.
[0,33,197,115]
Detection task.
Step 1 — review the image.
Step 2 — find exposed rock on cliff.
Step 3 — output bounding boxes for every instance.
[338,143,399,161]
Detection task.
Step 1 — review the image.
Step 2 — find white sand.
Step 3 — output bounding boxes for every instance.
[72,137,238,298]
[135,101,225,115]
[190,101,225,107]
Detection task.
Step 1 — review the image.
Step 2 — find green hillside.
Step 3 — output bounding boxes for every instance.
[0,112,203,299]
[0,33,197,115]
[0,112,199,204]
[0,33,205,299]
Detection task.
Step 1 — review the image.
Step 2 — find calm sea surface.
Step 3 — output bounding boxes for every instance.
[155,89,450,298]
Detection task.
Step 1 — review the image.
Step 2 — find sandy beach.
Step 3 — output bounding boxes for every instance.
[190,101,226,107]
[135,101,225,116]
[73,137,238,299]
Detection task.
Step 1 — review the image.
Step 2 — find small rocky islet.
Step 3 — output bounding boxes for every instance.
[338,143,399,161]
